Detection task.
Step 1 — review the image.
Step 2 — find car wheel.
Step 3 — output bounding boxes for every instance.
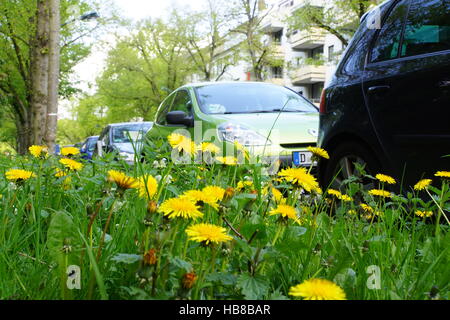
[321,142,381,191]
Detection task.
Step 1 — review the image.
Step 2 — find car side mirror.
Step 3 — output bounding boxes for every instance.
[166,111,194,127]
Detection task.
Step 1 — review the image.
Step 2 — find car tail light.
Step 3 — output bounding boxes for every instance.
[319,89,326,114]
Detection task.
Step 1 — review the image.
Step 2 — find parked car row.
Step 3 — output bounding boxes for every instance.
[74,122,153,165]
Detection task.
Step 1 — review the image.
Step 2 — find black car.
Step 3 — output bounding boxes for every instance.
[318,0,450,190]
[95,122,153,164]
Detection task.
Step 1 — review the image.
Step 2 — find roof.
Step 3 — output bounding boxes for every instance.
[182,81,283,88]
[108,121,153,127]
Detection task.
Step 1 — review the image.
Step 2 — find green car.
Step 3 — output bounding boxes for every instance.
[146,82,319,168]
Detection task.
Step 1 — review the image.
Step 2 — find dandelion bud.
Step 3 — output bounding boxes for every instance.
[147,201,158,214]
[223,187,235,201]
[143,248,157,266]
[181,272,197,290]
[25,202,32,213]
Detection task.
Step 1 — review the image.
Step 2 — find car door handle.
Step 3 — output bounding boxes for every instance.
[367,85,391,95]
[438,80,450,88]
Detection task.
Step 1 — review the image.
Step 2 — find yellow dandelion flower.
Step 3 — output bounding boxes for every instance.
[376,174,396,185]
[185,223,233,245]
[289,278,346,300]
[307,146,329,160]
[107,170,138,190]
[278,167,320,193]
[269,204,300,222]
[202,186,225,202]
[435,171,450,179]
[368,189,392,198]
[216,156,238,166]
[5,169,36,182]
[339,194,353,202]
[262,187,285,204]
[55,168,67,178]
[199,142,221,154]
[360,204,374,213]
[364,213,374,220]
[59,158,83,171]
[168,133,196,155]
[236,180,254,191]
[62,176,72,190]
[61,147,80,157]
[327,189,342,198]
[182,186,225,210]
[414,179,432,191]
[138,175,158,199]
[348,209,357,215]
[415,210,433,218]
[158,197,203,220]
[29,145,48,158]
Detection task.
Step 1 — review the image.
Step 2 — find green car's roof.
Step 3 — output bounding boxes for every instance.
[182,81,284,89]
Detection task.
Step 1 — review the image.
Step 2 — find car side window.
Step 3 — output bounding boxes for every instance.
[370,0,409,63]
[156,94,175,125]
[400,0,450,57]
[169,90,192,114]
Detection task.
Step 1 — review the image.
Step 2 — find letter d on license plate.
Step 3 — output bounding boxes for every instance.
[293,151,313,166]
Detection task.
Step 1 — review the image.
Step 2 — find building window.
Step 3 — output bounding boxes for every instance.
[328,45,335,61]
[311,83,324,103]
[310,45,324,59]
[272,30,283,45]
[272,66,283,78]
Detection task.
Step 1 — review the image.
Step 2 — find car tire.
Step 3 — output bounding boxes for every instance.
[320,141,382,191]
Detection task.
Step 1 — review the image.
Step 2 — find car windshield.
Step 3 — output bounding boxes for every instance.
[112,124,151,144]
[195,83,318,115]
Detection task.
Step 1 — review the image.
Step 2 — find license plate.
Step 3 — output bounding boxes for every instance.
[293,151,313,166]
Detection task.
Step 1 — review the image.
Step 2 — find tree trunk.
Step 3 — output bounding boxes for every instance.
[16,111,32,155]
[30,0,50,146]
[45,0,60,153]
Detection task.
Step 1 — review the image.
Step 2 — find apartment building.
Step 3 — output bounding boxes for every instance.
[213,0,346,105]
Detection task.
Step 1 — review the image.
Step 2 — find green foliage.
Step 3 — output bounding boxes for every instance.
[0,137,448,300]
[0,0,115,151]
[47,210,82,267]
[287,0,382,46]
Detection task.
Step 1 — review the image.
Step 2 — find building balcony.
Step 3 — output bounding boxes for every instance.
[291,0,325,12]
[273,44,285,57]
[291,65,326,85]
[289,28,325,50]
[261,17,284,33]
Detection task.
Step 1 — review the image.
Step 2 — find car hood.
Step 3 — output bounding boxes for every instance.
[213,112,319,144]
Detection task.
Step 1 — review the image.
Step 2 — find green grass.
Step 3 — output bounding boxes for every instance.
[0,141,448,300]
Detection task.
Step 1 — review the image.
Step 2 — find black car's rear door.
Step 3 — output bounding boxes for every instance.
[363,0,450,185]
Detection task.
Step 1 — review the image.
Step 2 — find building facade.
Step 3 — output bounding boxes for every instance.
[213,0,346,105]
